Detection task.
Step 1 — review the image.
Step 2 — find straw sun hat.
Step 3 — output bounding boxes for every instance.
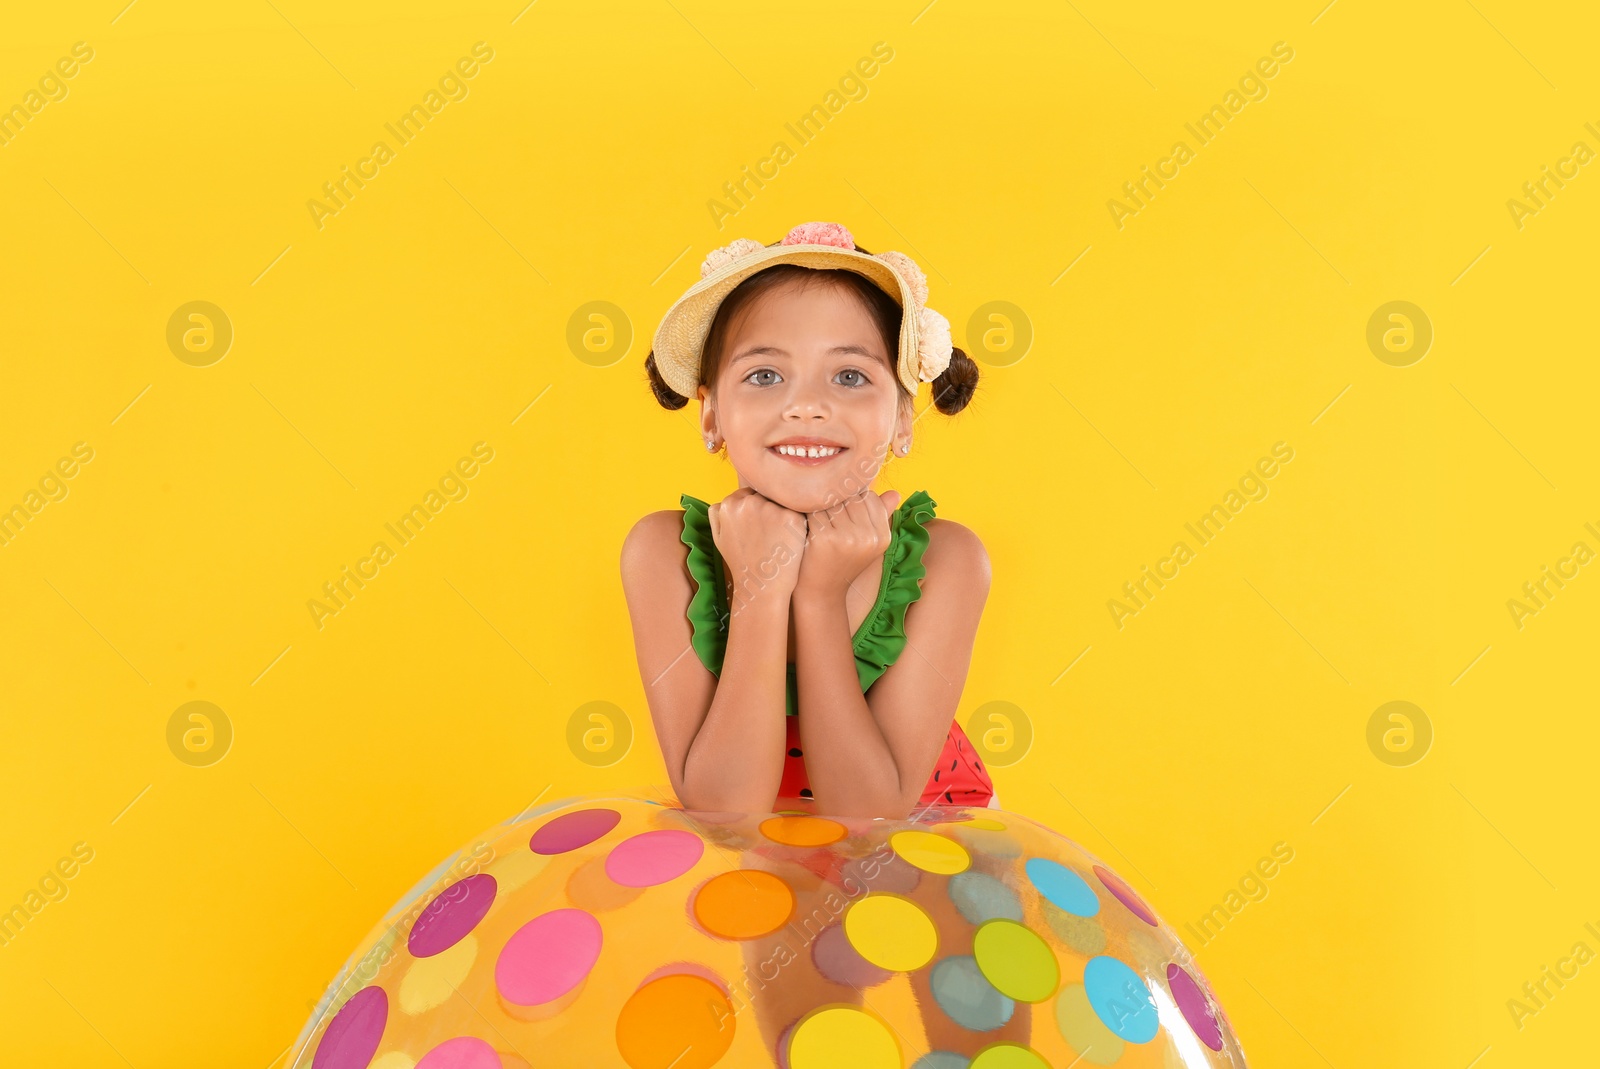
[651,220,953,399]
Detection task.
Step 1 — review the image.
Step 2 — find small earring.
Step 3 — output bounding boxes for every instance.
[705,438,717,452]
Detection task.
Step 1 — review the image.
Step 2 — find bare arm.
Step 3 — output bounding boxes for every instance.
[620,510,790,812]
[794,520,991,819]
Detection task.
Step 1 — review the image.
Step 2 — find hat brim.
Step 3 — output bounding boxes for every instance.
[652,244,920,399]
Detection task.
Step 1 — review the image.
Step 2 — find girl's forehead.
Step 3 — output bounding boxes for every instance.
[726,287,890,356]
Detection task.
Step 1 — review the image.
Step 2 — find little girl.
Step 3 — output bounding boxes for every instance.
[622,220,999,822]
[622,221,1038,1061]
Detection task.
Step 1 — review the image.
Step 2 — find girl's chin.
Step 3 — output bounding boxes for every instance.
[743,476,881,514]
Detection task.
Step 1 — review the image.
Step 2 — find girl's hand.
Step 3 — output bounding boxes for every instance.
[708,487,809,612]
[795,489,902,603]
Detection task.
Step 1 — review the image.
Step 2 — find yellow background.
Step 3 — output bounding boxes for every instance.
[1,0,1595,1064]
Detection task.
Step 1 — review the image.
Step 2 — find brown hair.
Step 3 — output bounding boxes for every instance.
[644,242,979,417]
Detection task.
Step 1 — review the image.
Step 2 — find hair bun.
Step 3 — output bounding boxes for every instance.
[645,350,690,410]
[930,346,979,415]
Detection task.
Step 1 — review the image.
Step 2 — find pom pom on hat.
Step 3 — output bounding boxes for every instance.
[699,237,767,279]
[781,221,856,249]
[872,250,928,308]
[916,306,953,382]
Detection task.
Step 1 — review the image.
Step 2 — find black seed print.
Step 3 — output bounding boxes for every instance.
[789,748,803,757]
[950,759,958,771]
[800,788,813,798]
[943,790,954,802]
[933,770,941,781]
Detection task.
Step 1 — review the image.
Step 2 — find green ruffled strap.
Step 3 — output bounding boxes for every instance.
[678,493,727,676]
[853,490,937,692]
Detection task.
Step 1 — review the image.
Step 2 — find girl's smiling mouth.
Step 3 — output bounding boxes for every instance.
[768,437,848,465]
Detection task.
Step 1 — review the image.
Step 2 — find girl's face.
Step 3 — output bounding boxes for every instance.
[698,276,911,515]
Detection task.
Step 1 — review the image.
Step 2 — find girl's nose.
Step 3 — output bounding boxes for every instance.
[782,376,832,418]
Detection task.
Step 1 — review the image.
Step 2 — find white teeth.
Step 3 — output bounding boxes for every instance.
[776,444,840,457]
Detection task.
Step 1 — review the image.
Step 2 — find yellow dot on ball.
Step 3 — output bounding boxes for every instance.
[889,829,971,874]
[969,1042,1053,1068]
[973,919,1059,1002]
[788,1005,900,1069]
[398,934,478,1015]
[844,894,938,971]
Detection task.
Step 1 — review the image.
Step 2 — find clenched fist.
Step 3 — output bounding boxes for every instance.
[707,487,809,613]
[795,488,902,602]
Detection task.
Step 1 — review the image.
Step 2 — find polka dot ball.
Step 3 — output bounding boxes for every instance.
[286,790,1247,1068]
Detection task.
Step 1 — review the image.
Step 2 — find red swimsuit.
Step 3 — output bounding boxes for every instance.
[778,712,995,808]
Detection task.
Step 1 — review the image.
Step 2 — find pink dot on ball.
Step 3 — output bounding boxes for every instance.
[408,874,497,958]
[530,808,621,854]
[605,830,705,887]
[416,1035,502,1069]
[1167,963,1224,1051]
[1093,864,1159,926]
[495,908,603,1006]
[311,985,387,1069]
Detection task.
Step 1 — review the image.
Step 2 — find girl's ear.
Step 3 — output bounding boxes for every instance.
[697,390,718,442]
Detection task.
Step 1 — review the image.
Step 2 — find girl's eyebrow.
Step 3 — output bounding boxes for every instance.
[730,343,879,366]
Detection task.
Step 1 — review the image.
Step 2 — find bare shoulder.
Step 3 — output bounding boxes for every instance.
[619,509,691,590]
[921,517,991,594]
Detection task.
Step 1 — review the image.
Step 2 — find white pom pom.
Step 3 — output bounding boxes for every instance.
[699,238,766,278]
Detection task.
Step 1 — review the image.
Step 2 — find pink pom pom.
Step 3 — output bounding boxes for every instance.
[781,221,855,250]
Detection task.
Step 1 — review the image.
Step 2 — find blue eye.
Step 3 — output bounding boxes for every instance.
[837,368,869,387]
[744,368,781,386]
